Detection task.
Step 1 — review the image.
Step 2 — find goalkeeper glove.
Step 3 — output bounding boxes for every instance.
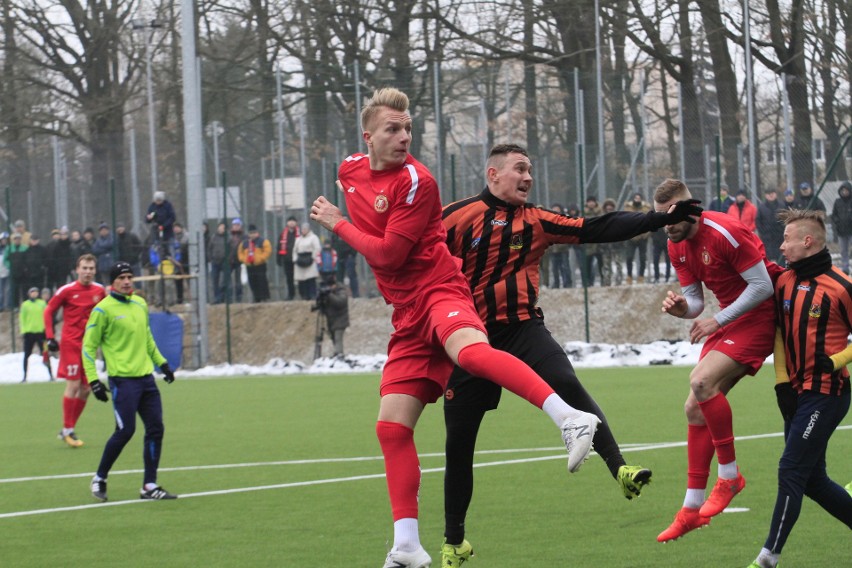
[665,199,703,225]
[160,362,175,384]
[47,338,59,352]
[774,383,798,423]
[89,380,109,403]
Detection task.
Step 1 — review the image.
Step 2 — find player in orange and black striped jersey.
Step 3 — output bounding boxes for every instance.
[439,143,703,558]
[747,209,852,568]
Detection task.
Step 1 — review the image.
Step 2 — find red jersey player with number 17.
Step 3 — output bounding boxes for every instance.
[44,254,105,448]
[654,179,783,543]
[310,88,602,568]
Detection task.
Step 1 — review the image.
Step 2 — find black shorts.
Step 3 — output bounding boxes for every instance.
[444,318,568,410]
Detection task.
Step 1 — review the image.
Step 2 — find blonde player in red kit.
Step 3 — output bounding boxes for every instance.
[311,88,604,568]
[44,253,105,447]
[654,179,783,543]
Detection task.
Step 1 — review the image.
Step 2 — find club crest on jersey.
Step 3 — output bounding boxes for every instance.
[469,237,481,250]
[374,194,389,213]
[808,304,821,318]
[509,234,524,250]
[783,299,791,314]
[701,249,711,265]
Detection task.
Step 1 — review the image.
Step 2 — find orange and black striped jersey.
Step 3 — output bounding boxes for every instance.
[775,265,852,395]
[442,188,671,328]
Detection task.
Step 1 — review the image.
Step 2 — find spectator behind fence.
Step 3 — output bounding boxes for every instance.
[5,232,28,303]
[727,189,758,232]
[238,224,271,302]
[830,181,852,274]
[756,189,785,264]
[208,222,228,304]
[227,219,244,303]
[293,222,321,301]
[91,223,115,284]
[792,182,825,212]
[276,216,300,301]
[116,222,144,277]
[331,221,360,297]
[46,227,74,291]
[0,232,9,310]
[146,191,176,242]
[708,183,735,213]
[623,192,651,284]
[23,233,48,292]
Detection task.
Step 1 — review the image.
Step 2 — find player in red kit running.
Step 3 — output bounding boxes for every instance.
[311,88,605,568]
[44,254,105,447]
[654,179,783,542]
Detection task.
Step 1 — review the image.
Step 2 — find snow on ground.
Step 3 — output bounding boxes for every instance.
[0,341,711,385]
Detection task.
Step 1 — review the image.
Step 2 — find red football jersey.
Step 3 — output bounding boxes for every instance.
[668,211,776,314]
[44,281,106,347]
[338,153,460,306]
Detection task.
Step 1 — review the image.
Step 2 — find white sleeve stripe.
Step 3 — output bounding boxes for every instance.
[404,164,419,204]
[703,217,740,248]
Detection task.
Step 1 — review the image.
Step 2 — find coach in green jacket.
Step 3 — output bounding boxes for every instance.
[83,261,177,502]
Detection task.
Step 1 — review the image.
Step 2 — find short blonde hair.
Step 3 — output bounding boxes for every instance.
[778,208,826,246]
[361,88,409,131]
[654,178,691,204]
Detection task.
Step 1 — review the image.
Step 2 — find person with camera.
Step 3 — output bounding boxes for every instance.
[292,222,321,300]
[314,273,350,358]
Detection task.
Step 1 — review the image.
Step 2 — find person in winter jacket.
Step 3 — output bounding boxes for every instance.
[756,189,785,264]
[727,189,758,232]
[623,193,652,284]
[46,227,74,291]
[792,182,826,212]
[145,191,177,242]
[228,219,245,302]
[237,224,272,302]
[4,232,28,304]
[91,223,115,284]
[23,234,48,292]
[276,216,300,300]
[293,222,321,300]
[207,222,229,303]
[830,180,852,273]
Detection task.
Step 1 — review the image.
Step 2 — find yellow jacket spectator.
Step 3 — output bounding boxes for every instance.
[237,224,272,302]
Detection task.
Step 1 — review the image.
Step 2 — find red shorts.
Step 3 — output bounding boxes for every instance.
[700,307,774,375]
[381,276,486,404]
[58,346,84,381]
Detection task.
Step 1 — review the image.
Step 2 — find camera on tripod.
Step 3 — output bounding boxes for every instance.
[311,283,333,312]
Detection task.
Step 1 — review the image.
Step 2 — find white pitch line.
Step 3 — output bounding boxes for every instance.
[1,426,848,520]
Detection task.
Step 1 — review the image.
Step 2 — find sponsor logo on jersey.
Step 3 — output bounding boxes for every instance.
[114,315,126,321]
[701,249,711,265]
[797,284,810,291]
[808,304,821,318]
[374,194,389,213]
[509,234,523,250]
[347,186,356,193]
[723,339,735,345]
[447,311,459,318]
[445,388,455,400]
[490,219,508,226]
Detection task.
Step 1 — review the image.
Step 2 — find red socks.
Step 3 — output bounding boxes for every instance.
[62,397,75,429]
[686,424,714,489]
[456,343,553,408]
[62,397,88,429]
[698,393,736,465]
[376,421,420,521]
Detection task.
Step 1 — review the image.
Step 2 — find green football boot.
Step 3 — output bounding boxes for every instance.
[440,538,473,567]
[617,465,653,500]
